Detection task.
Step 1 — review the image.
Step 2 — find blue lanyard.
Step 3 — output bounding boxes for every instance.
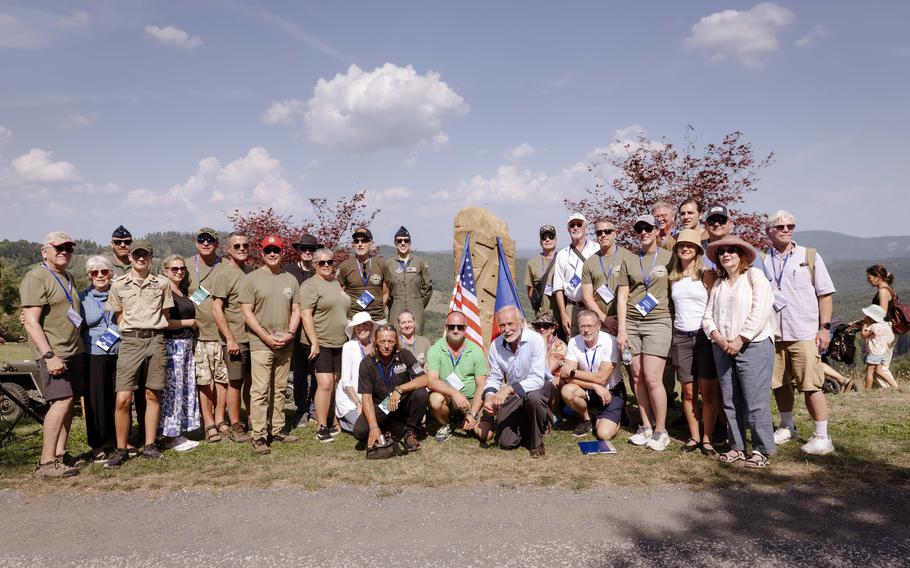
[357,257,372,286]
[375,360,394,389]
[448,346,464,370]
[359,342,370,359]
[598,247,620,282]
[195,255,220,285]
[584,345,599,372]
[43,264,73,305]
[769,248,790,289]
[639,251,660,291]
[89,293,112,327]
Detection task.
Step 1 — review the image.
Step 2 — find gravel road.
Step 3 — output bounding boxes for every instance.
[1,485,907,567]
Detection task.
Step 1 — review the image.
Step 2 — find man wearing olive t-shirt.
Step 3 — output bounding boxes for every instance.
[337,227,390,322]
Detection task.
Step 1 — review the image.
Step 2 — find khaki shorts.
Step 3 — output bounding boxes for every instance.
[772,340,824,392]
[116,334,166,392]
[223,343,251,383]
[626,317,672,357]
[194,340,228,386]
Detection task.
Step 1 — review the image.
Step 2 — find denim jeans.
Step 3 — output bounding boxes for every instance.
[712,338,776,455]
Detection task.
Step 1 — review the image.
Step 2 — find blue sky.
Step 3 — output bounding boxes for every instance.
[1,1,908,251]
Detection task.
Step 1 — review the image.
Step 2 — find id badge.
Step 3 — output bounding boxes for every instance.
[445,372,465,391]
[95,327,121,352]
[66,307,83,327]
[378,395,391,414]
[569,274,582,290]
[356,290,375,309]
[634,292,659,317]
[544,284,553,296]
[772,291,788,313]
[596,284,615,304]
[190,286,210,306]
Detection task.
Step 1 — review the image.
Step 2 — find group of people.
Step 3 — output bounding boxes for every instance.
[18,200,901,478]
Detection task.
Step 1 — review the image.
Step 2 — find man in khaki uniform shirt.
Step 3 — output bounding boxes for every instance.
[386,226,433,335]
[105,240,173,467]
[525,224,558,319]
[337,227,390,322]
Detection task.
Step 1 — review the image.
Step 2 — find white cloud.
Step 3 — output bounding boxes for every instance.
[505,142,536,161]
[684,2,795,69]
[62,112,96,130]
[11,148,80,182]
[55,9,90,29]
[145,25,203,50]
[0,125,11,143]
[267,63,468,153]
[795,24,830,48]
[0,12,45,49]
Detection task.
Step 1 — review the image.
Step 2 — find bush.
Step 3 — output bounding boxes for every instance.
[0,312,25,342]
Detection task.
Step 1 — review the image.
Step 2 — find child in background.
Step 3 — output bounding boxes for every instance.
[859,305,898,390]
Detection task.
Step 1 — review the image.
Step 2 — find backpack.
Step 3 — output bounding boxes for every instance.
[886,286,910,335]
[826,322,857,365]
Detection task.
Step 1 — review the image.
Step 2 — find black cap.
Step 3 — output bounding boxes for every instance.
[292,234,320,250]
[352,227,373,241]
[705,205,729,221]
[111,225,132,239]
[395,226,410,239]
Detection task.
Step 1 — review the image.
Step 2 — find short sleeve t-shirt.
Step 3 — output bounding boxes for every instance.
[298,276,351,348]
[238,268,299,352]
[565,331,622,389]
[524,254,556,313]
[866,322,895,356]
[19,265,84,358]
[107,273,174,331]
[426,337,488,399]
[188,254,222,341]
[337,255,391,320]
[209,263,249,345]
[581,246,630,317]
[165,293,196,339]
[618,248,673,321]
[358,349,425,403]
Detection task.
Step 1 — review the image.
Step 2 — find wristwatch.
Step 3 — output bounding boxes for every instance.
[42,351,55,359]
[569,369,576,378]
[820,322,832,331]
[394,386,404,395]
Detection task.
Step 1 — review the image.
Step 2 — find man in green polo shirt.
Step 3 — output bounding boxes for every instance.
[425,310,488,442]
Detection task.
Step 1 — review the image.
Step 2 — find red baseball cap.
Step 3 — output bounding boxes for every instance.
[260,235,284,249]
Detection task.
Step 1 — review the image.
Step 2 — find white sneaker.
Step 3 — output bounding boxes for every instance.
[164,436,200,452]
[801,434,834,455]
[628,426,653,446]
[773,426,797,445]
[646,431,670,451]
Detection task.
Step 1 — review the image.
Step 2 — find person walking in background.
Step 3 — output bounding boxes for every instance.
[525,224,558,318]
[386,226,433,335]
[866,264,898,371]
[285,234,319,428]
[858,305,898,389]
[158,255,201,452]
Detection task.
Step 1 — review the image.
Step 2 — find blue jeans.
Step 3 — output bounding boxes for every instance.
[712,338,776,455]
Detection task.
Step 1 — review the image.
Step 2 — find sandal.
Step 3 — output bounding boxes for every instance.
[717,450,744,464]
[205,425,222,442]
[700,442,718,457]
[681,438,701,452]
[216,421,230,437]
[744,451,770,468]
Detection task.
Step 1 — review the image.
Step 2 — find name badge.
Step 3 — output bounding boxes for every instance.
[773,290,788,313]
[95,327,121,352]
[356,290,375,309]
[544,284,553,296]
[405,267,418,273]
[445,372,465,391]
[378,395,391,414]
[67,307,84,328]
[596,284,615,304]
[569,274,582,290]
[190,286,210,306]
[634,292,659,317]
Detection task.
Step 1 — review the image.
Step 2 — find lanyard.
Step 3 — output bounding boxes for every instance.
[195,255,220,285]
[769,248,790,289]
[598,247,620,283]
[375,360,394,389]
[43,264,73,305]
[639,251,660,291]
[448,346,464,369]
[89,292,112,327]
[357,257,372,286]
[584,344,599,372]
[359,342,370,359]
[547,335,555,351]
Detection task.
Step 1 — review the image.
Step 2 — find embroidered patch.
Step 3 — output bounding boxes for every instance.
[393,363,407,374]
[370,274,383,285]
[283,287,293,299]
[652,266,668,278]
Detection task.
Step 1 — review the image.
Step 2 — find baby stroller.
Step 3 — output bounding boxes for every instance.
[820,321,859,394]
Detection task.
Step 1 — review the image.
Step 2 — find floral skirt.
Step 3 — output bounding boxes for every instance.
[159,338,201,437]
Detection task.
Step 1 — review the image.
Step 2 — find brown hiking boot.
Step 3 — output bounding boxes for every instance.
[230,423,251,443]
[251,438,271,455]
[34,459,79,479]
[271,432,298,444]
[403,430,420,452]
[529,442,546,458]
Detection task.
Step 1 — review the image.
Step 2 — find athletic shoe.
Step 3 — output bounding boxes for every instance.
[646,430,670,452]
[58,452,87,469]
[329,425,341,437]
[103,449,129,469]
[316,426,334,443]
[161,436,188,450]
[572,420,593,438]
[140,444,163,460]
[33,459,79,479]
[628,426,653,446]
[295,413,310,429]
[251,438,271,455]
[773,426,798,445]
[272,432,299,444]
[801,434,834,455]
[171,438,200,452]
[434,424,453,442]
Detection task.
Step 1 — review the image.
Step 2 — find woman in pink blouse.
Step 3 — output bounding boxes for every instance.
[702,237,775,468]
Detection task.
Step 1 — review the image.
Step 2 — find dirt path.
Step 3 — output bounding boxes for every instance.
[1,485,907,567]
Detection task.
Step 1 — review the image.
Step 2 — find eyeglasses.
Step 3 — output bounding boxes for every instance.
[706,217,728,226]
[316,259,334,266]
[634,225,654,234]
[53,243,75,253]
[539,232,556,241]
[196,236,218,245]
[716,247,740,256]
[352,238,371,244]
[395,238,410,244]
[232,243,250,250]
[568,221,584,229]
[445,324,466,331]
[595,229,615,236]
[167,266,187,274]
[772,224,795,231]
[88,269,111,278]
[112,239,132,246]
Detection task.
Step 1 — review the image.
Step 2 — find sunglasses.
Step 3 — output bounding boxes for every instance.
[293,245,316,253]
[316,259,334,266]
[568,221,584,229]
[263,246,282,255]
[634,225,654,234]
[167,266,187,274]
[772,224,796,231]
[196,236,218,245]
[131,251,150,259]
[540,232,556,241]
[88,269,111,278]
[232,243,250,250]
[532,323,556,330]
[595,229,615,236]
[716,247,741,256]
[395,238,410,244]
[706,217,728,226]
[53,243,75,253]
[112,239,132,246]
[445,324,466,331]
[352,238,371,244]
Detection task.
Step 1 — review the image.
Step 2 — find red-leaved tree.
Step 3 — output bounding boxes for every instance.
[564,128,774,247]
[227,189,380,268]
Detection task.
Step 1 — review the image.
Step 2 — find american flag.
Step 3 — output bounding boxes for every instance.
[450,235,484,348]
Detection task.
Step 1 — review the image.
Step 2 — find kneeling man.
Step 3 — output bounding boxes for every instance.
[560,310,625,441]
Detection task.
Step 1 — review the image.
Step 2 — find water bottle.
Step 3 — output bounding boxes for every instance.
[622,346,632,365]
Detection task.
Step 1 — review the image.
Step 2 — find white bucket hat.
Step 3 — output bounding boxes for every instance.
[862,304,887,324]
[345,311,378,339]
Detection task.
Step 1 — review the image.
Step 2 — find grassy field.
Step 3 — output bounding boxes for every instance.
[2,370,907,494]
